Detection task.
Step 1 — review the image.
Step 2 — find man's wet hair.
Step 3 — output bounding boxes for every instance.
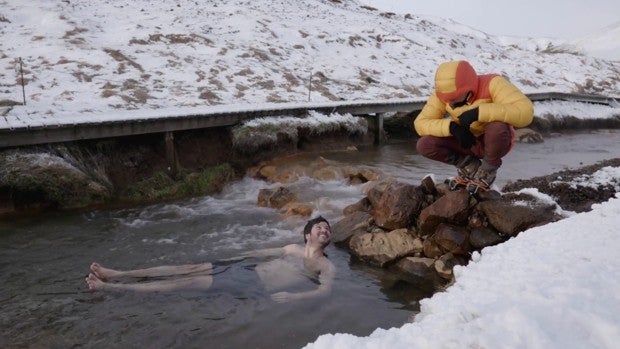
[303,216,331,243]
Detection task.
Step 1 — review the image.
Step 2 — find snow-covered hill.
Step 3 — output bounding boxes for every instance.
[565,21,620,61]
[1,0,619,121]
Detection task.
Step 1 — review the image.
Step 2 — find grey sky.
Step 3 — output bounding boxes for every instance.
[360,0,620,38]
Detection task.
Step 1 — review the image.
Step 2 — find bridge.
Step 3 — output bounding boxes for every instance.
[0,92,617,149]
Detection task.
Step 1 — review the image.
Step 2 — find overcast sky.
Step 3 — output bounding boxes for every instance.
[360,0,620,39]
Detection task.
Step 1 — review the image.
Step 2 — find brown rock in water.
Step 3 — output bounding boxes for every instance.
[282,202,313,218]
[469,226,504,249]
[429,223,470,256]
[312,166,341,181]
[343,197,372,215]
[394,256,444,287]
[478,196,558,236]
[434,253,468,280]
[331,211,374,245]
[342,166,381,184]
[372,182,426,230]
[257,165,277,180]
[257,186,297,209]
[418,189,471,235]
[349,228,423,267]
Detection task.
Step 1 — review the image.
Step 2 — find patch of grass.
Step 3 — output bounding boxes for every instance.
[123,163,235,202]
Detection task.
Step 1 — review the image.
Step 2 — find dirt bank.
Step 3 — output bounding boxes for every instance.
[502,158,620,212]
[0,117,373,215]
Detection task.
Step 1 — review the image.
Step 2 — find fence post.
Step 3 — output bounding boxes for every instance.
[19,57,26,105]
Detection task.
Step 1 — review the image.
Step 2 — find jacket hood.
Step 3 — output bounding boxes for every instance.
[434,60,478,103]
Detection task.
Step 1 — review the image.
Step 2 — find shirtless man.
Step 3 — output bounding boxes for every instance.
[85,216,335,303]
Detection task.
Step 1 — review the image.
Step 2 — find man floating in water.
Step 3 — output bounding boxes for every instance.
[85,216,335,303]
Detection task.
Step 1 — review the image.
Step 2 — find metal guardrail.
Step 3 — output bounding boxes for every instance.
[526,92,618,105]
[0,93,616,148]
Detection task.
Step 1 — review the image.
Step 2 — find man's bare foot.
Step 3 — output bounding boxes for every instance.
[85,273,107,291]
[90,262,121,280]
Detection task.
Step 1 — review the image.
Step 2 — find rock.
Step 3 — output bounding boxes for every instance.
[420,176,436,195]
[434,253,468,280]
[0,151,111,210]
[467,211,485,229]
[343,197,372,215]
[349,228,423,267]
[422,238,443,258]
[418,189,471,234]
[435,182,451,196]
[514,128,544,143]
[469,226,504,249]
[257,165,277,180]
[429,223,470,256]
[312,166,341,181]
[331,211,374,245]
[372,182,427,230]
[363,177,396,207]
[394,256,444,287]
[282,202,313,218]
[342,166,381,183]
[257,186,297,209]
[478,196,558,236]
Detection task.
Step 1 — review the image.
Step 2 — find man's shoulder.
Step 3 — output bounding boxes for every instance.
[282,244,304,255]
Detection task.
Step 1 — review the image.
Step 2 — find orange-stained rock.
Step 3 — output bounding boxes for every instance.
[283,202,313,218]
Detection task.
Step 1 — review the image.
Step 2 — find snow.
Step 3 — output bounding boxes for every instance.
[565,22,620,61]
[557,166,620,191]
[304,191,620,349]
[1,0,619,128]
[534,101,620,119]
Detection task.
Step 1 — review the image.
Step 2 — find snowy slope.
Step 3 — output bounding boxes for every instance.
[565,21,620,61]
[1,0,619,122]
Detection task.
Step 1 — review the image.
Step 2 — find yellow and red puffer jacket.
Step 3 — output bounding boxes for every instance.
[414,60,534,137]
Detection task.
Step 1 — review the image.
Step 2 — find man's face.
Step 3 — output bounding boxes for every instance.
[308,221,331,247]
[448,91,471,109]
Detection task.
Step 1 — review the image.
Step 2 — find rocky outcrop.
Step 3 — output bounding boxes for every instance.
[333,176,564,286]
[253,158,384,220]
[0,149,112,211]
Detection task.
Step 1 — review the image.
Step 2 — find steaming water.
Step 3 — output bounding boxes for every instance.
[1,130,618,349]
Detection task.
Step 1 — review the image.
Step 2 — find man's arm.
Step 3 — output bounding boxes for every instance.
[219,244,299,262]
[414,93,452,137]
[270,258,336,303]
[478,76,534,127]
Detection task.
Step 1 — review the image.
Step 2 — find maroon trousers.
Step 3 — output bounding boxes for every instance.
[416,121,515,169]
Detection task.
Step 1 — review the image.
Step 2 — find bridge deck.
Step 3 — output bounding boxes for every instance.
[0,92,616,148]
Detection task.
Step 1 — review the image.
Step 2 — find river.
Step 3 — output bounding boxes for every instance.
[1,130,618,349]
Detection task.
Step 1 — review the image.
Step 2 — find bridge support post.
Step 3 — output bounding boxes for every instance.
[164,131,178,178]
[373,113,384,145]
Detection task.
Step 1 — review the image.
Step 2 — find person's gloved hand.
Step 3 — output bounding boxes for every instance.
[459,108,479,129]
[449,122,476,149]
